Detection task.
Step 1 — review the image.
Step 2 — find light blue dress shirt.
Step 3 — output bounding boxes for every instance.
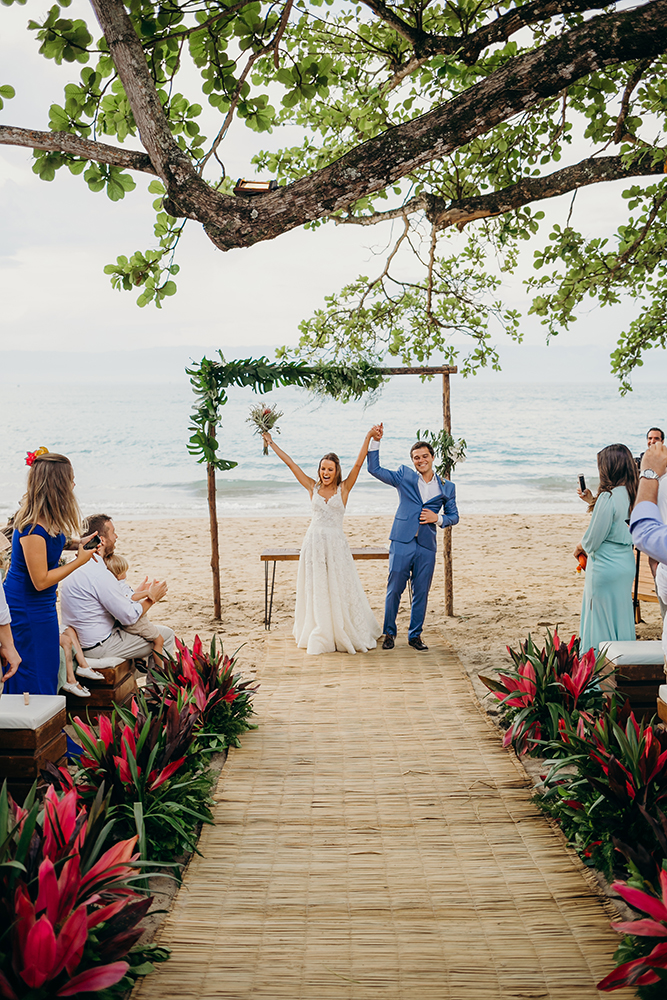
[629,501,667,562]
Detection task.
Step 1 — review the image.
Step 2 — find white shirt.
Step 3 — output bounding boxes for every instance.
[369,439,443,526]
[0,584,10,626]
[60,556,142,647]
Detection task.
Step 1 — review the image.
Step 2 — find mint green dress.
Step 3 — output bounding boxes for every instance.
[580,486,635,655]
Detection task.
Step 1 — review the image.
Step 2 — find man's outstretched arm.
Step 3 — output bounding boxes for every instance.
[630,443,667,562]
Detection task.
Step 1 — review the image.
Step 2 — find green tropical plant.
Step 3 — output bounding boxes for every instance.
[0,778,169,998]
[480,631,608,756]
[538,699,667,877]
[67,695,215,862]
[146,635,258,753]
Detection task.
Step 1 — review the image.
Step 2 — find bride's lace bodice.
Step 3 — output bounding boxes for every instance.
[310,488,345,531]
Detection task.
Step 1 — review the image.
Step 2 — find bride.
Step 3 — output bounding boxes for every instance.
[262,429,382,655]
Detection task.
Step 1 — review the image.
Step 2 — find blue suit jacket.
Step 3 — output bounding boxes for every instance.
[367,449,459,552]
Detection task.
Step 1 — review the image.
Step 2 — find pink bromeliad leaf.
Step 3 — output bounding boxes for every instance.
[611,918,667,937]
[19,915,56,989]
[53,903,88,977]
[113,756,134,785]
[148,757,186,791]
[98,713,114,748]
[87,898,128,930]
[0,970,19,1000]
[56,855,81,925]
[612,881,667,923]
[80,836,139,894]
[35,858,60,924]
[55,961,130,996]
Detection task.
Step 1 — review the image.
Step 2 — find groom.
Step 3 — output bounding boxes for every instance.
[367,424,459,651]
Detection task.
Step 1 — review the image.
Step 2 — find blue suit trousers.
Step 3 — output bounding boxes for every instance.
[383,538,436,640]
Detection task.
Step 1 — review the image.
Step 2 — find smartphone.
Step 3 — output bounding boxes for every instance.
[578,475,586,492]
[83,534,101,550]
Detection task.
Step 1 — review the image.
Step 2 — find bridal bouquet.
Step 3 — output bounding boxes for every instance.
[247,403,284,454]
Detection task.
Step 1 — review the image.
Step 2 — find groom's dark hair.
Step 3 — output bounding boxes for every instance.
[410,441,434,457]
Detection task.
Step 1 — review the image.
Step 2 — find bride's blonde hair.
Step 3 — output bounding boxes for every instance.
[316,453,342,487]
[14,453,82,537]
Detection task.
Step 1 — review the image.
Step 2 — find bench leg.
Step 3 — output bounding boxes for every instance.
[265,561,277,630]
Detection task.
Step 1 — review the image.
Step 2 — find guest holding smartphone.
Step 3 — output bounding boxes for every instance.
[574,444,638,655]
[3,451,99,695]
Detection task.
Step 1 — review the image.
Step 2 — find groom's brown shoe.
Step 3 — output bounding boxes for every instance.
[382,635,395,650]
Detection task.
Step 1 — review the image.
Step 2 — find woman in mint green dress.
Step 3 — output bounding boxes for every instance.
[575,444,638,656]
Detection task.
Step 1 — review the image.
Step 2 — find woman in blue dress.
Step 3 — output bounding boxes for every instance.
[575,444,638,656]
[3,452,98,695]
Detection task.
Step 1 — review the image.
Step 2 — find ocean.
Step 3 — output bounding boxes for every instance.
[0,378,664,521]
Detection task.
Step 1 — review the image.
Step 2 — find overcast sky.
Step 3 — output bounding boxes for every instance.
[1,0,666,385]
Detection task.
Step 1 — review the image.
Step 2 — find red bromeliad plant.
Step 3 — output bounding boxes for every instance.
[538,698,667,879]
[0,777,167,999]
[67,693,214,861]
[480,630,608,756]
[598,867,667,992]
[146,635,258,752]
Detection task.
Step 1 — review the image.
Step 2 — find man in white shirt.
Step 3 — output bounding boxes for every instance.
[60,514,174,664]
[0,571,21,683]
[367,424,459,651]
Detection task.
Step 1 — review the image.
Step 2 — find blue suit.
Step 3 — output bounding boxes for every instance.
[367,448,459,640]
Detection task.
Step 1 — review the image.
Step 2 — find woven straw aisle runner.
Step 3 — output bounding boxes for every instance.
[135,638,633,999]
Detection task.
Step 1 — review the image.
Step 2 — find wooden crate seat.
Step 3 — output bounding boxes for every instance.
[602,640,666,721]
[0,694,67,799]
[65,657,138,718]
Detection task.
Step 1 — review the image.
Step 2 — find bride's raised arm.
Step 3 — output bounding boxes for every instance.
[342,428,377,501]
[262,432,316,493]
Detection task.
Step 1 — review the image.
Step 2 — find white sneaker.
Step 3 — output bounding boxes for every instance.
[76,665,104,681]
[62,681,91,698]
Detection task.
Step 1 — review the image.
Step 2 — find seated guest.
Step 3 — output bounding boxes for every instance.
[59,625,104,698]
[104,552,165,663]
[60,514,174,665]
[630,442,667,657]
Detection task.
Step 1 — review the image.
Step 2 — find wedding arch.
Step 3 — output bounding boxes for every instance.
[187,354,458,619]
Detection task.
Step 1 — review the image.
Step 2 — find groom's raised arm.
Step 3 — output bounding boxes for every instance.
[367,440,402,487]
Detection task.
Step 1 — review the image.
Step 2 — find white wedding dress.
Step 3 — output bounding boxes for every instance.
[294,487,382,655]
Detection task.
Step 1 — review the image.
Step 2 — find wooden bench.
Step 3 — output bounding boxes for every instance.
[0,694,67,802]
[260,547,389,629]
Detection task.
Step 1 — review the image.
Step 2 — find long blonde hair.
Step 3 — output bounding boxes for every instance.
[14,454,82,537]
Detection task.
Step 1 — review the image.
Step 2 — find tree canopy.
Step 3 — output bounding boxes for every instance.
[2,0,667,387]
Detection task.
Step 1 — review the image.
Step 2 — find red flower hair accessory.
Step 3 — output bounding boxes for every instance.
[25,446,49,467]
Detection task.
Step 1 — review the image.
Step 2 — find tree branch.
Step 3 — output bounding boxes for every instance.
[337,154,667,229]
[429,153,667,229]
[0,124,157,173]
[376,0,622,89]
[614,58,651,144]
[87,0,232,220]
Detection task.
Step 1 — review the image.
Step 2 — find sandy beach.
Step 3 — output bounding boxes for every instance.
[112,513,663,696]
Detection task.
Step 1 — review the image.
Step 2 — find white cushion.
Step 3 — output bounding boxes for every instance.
[0,694,66,730]
[600,641,666,666]
[82,656,124,670]
[659,685,667,703]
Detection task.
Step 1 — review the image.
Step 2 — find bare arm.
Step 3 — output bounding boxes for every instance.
[342,429,376,502]
[0,623,20,681]
[21,533,98,592]
[262,433,315,492]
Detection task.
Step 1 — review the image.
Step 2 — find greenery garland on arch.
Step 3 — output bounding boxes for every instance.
[186,353,386,618]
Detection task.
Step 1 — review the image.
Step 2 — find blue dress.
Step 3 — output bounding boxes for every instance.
[580,487,635,655]
[3,525,65,695]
